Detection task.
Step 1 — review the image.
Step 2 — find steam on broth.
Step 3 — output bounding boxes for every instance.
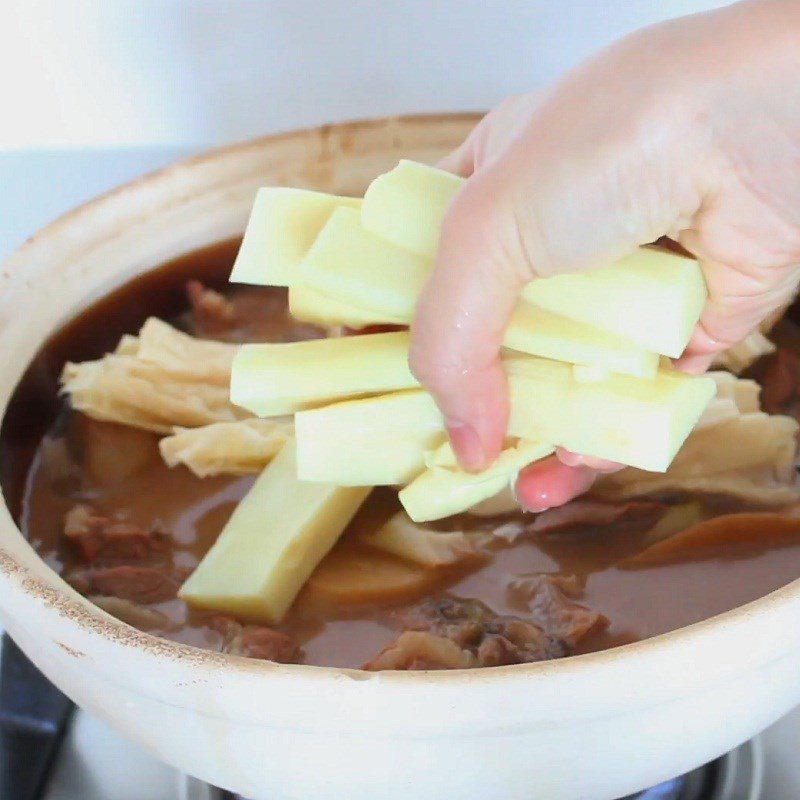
[3,240,800,670]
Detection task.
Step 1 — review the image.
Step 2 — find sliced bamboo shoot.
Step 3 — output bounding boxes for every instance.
[362,511,482,567]
[288,284,402,328]
[506,302,659,377]
[522,248,706,358]
[230,188,361,286]
[400,440,554,522]
[231,331,417,416]
[178,439,370,623]
[303,544,439,606]
[295,360,715,483]
[644,502,705,544]
[361,159,464,258]
[295,390,445,485]
[300,206,430,320]
[359,160,705,358]
[298,208,659,377]
[505,358,715,472]
[623,513,800,568]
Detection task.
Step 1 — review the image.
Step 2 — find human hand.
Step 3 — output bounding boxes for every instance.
[409,0,800,511]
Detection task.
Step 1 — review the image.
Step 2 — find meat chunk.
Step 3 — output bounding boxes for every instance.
[210,616,302,664]
[761,348,800,412]
[507,574,608,647]
[364,595,568,671]
[184,281,324,343]
[185,280,237,336]
[63,504,168,564]
[66,565,179,604]
[363,631,476,670]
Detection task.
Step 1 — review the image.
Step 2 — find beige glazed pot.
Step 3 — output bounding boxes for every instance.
[1,115,799,800]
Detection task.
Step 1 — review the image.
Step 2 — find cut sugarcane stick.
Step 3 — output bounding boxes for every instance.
[522,248,706,358]
[400,440,555,522]
[179,439,370,623]
[230,188,361,286]
[231,331,417,416]
[296,207,659,377]
[295,360,715,484]
[361,159,464,258]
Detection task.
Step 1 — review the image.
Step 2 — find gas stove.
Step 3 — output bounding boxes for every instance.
[36,705,799,800]
[179,741,764,799]
[180,740,762,799]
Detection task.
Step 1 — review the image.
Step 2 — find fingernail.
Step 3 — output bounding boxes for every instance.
[522,502,550,513]
[512,476,550,513]
[445,419,487,471]
[555,448,584,467]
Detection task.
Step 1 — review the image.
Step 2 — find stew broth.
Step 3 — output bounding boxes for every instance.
[3,240,800,669]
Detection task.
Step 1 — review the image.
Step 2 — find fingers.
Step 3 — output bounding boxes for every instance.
[414,29,706,473]
[409,168,527,471]
[674,255,800,373]
[437,93,542,177]
[555,448,623,474]
[514,456,599,512]
[436,143,474,177]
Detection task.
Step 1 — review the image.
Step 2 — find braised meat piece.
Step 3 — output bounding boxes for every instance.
[363,631,477,670]
[63,504,169,564]
[507,574,608,647]
[185,280,237,336]
[210,616,302,664]
[364,596,568,671]
[66,565,180,604]
[760,348,800,412]
[184,281,322,343]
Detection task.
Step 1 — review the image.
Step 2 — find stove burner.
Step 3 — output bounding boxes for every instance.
[183,738,763,800]
[622,739,762,800]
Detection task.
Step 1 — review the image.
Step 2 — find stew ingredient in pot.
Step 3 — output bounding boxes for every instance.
[3,239,800,670]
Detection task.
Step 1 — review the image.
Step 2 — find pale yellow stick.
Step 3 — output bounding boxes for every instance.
[179,439,370,624]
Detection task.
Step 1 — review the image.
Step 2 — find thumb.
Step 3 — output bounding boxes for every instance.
[409,164,527,470]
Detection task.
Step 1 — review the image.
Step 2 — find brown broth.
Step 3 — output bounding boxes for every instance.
[4,240,800,669]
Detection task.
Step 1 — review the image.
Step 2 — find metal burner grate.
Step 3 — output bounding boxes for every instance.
[182,738,763,800]
[619,739,762,800]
